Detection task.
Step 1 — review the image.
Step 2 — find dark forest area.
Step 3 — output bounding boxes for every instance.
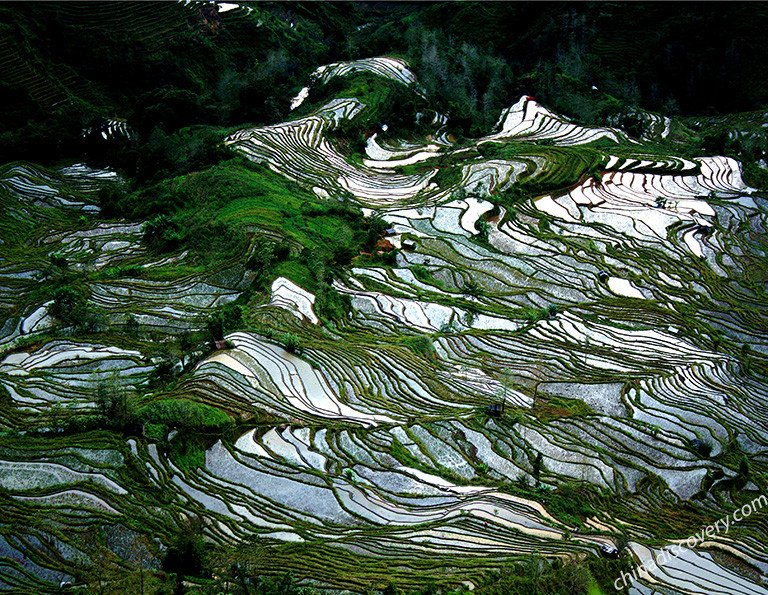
[2,2,767,169]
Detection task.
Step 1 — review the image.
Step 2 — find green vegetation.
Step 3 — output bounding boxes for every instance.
[322,72,428,137]
[95,381,139,432]
[139,399,232,435]
[94,159,392,325]
[532,393,596,422]
[279,332,303,354]
[0,3,767,594]
[400,334,437,359]
[49,285,89,326]
[478,555,632,595]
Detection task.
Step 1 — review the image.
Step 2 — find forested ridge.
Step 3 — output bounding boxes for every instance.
[3,2,768,169]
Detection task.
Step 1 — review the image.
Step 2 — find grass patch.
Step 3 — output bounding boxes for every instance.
[139,399,233,433]
[399,334,437,359]
[532,393,596,421]
[167,437,206,472]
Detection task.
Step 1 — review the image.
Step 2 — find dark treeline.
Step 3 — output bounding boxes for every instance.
[361,2,768,133]
[0,1,367,170]
[2,2,768,172]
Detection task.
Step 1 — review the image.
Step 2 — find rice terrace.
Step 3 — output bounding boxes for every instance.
[1,2,768,594]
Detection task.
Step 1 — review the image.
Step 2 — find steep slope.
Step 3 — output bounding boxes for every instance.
[0,53,766,595]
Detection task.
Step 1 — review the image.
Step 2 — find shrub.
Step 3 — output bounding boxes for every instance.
[315,283,351,321]
[49,286,89,327]
[279,332,302,354]
[411,264,432,283]
[532,452,544,482]
[95,382,138,431]
[139,399,232,434]
[476,219,490,242]
[690,438,713,458]
[207,304,243,342]
[49,252,68,269]
[144,423,166,442]
[125,315,140,337]
[482,556,594,594]
[142,214,183,252]
[103,265,144,279]
[365,214,390,252]
[163,517,206,577]
[464,279,482,297]
[168,438,206,472]
[738,455,751,479]
[246,238,285,277]
[95,181,133,217]
[402,334,436,358]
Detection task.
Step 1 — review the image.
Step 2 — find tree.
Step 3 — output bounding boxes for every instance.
[163,516,206,588]
[96,182,132,217]
[476,219,490,242]
[95,380,138,431]
[402,334,436,359]
[50,286,82,323]
[125,315,140,337]
[49,252,68,270]
[532,452,544,483]
[127,535,156,595]
[207,304,243,343]
[247,239,278,277]
[143,214,183,252]
[738,455,751,480]
[279,332,302,354]
[365,214,390,252]
[50,286,97,330]
[463,279,482,297]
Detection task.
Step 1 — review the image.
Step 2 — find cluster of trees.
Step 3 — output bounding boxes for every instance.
[408,3,768,118]
[46,375,233,443]
[191,531,634,595]
[405,27,513,136]
[0,2,366,169]
[7,3,768,171]
[702,128,768,164]
[49,284,107,334]
[477,554,634,594]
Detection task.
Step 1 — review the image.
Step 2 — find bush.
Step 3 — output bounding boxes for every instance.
[139,399,232,434]
[365,214,390,252]
[103,265,144,279]
[95,382,139,432]
[247,238,291,279]
[402,334,436,358]
[532,452,544,482]
[315,283,351,321]
[279,332,302,354]
[136,125,228,182]
[96,182,133,217]
[163,517,206,578]
[482,557,593,595]
[464,280,482,297]
[49,286,88,326]
[476,219,490,242]
[49,252,68,269]
[411,264,432,283]
[207,304,243,342]
[406,26,513,135]
[142,214,183,252]
[690,438,713,458]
